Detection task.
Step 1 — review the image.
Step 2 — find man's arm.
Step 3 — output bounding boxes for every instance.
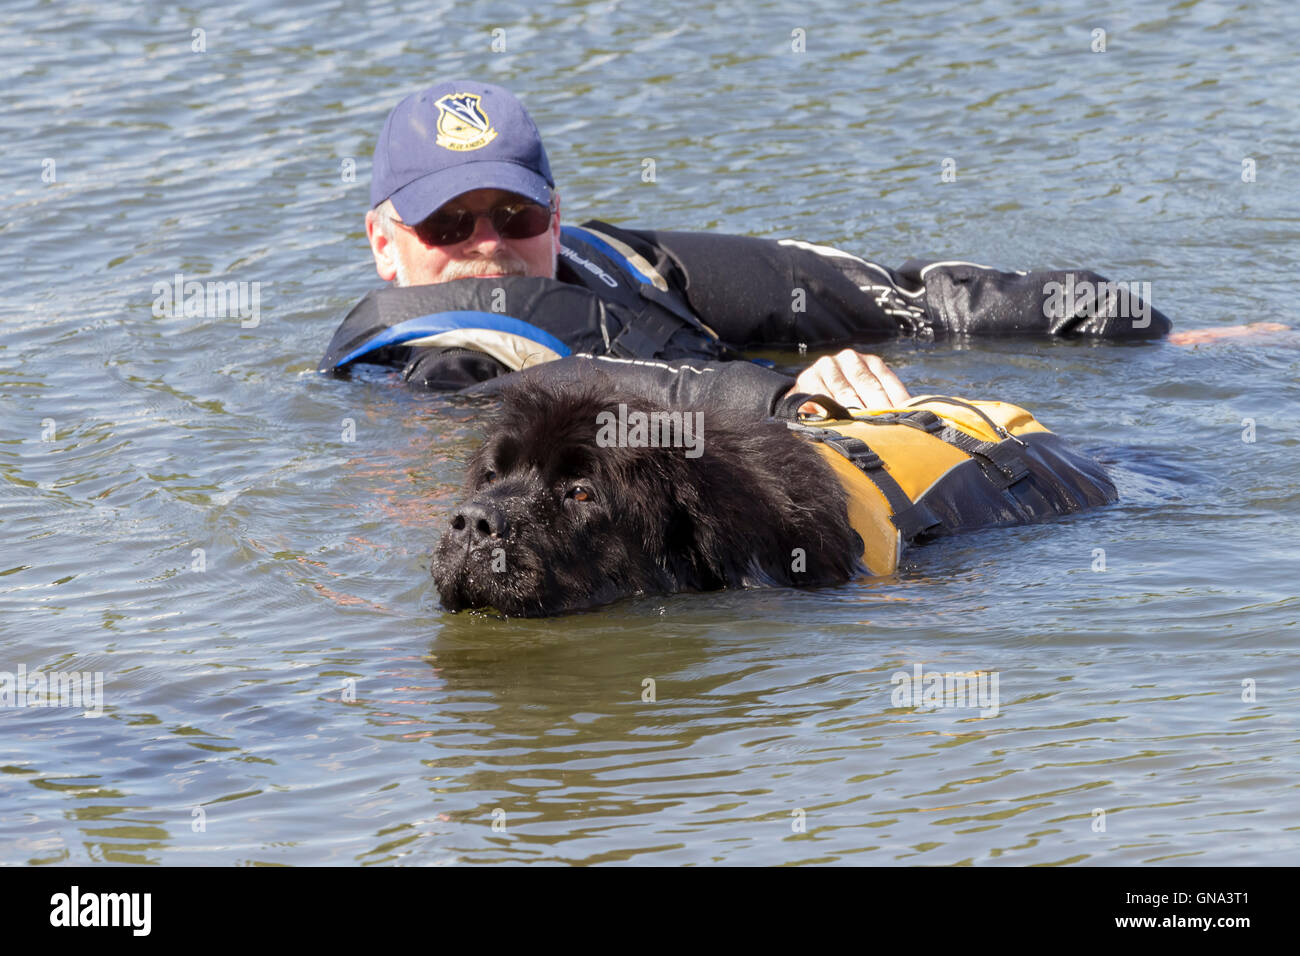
[595,222,1171,342]
[457,353,803,418]
[899,259,1171,338]
[456,350,911,419]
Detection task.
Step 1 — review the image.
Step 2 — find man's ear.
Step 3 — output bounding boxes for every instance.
[550,191,562,268]
[366,208,399,282]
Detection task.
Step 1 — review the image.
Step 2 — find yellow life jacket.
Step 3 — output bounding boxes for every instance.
[791,395,1094,576]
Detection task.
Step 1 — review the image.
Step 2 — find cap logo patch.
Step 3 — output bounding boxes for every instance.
[434,92,498,151]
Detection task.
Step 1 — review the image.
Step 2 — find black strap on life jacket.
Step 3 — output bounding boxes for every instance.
[788,422,942,540]
[562,225,727,361]
[606,308,683,359]
[862,399,1032,489]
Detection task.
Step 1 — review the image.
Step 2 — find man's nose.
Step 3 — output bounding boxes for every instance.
[464,212,503,249]
[449,500,508,541]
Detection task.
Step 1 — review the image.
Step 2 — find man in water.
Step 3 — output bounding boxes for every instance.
[320,80,1276,412]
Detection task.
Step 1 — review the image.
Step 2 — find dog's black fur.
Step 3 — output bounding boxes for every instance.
[432,382,861,616]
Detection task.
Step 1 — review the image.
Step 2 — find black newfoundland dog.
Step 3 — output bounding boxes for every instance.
[432,380,1115,616]
[432,382,861,616]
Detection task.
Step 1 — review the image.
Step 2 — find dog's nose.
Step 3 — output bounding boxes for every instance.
[450,501,508,541]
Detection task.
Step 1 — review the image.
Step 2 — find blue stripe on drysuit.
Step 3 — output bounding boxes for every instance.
[335,311,572,367]
[562,225,652,285]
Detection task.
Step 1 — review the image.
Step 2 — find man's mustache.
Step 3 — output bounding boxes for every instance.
[440,254,530,280]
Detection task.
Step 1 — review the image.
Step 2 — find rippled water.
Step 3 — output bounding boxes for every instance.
[2,0,1297,865]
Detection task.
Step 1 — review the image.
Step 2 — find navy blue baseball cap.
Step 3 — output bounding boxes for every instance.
[370,80,554,224]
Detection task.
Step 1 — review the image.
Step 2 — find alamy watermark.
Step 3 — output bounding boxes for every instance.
[595,404,704,458]
[890,663,999,717]
[1,663,104,716]
[50,886,150,935]
[152,272,265,327]
[1043,274,1151,329]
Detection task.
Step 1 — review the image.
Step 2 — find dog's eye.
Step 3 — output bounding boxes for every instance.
[566,485,592,502]
[484,469,496,484]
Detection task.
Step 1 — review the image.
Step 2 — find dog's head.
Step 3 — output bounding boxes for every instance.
[432,381,860,616]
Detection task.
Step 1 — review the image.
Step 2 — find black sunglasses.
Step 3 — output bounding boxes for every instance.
[396,198,554,247]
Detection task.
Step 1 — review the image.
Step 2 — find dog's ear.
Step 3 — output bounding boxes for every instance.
[650,418,864,590]
[654,470,731,591]
[615,420,765,588]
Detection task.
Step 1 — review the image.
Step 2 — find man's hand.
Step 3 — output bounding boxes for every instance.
[1168,322,1289,346]
[786,348,911,417]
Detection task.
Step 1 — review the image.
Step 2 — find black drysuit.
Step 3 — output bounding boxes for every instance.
[318,219,1170,413]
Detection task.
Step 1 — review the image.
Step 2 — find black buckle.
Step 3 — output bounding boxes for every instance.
[901,410,946,434]
[828,436,883,471]
[606,311,682,359]
[608,324,655,358]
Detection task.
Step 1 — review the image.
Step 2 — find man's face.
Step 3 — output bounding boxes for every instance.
[368,187,560,286]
